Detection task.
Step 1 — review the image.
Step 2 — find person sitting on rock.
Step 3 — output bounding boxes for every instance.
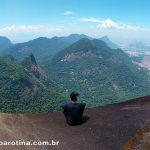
[61,92,86,126]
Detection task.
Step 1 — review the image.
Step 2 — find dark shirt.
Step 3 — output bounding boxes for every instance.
[61,102,86,125]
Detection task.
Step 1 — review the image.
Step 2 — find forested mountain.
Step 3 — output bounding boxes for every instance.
[1,35,150,113]
[0,55,69,113]
[1,34,91,62]
[0,36,12,52]
[50,38,150,106]
[1,34,118,62]
[2,37,70,61]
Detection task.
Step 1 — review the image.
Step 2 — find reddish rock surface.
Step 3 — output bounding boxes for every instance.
[124,127,150,150]
[0,95,150,150]
[62,51,95,62]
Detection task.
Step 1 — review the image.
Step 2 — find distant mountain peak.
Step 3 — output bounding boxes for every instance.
[99,36,118,49]
[101,35,109,39]
[30,37,50,42]
[0,36,13,51]
[54,38,116,63]
[59,34,91,44]
[0,36,12,42]
[68,33,88,37]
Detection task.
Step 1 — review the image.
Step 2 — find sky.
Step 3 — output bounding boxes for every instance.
[0,0,150,43]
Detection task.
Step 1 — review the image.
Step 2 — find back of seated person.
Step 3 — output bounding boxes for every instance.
[61,92,86,126]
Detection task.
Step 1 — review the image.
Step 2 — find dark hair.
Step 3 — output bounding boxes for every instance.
[70,92,79,101]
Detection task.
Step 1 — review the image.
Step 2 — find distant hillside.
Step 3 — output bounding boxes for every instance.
[1,34,92,61]
[58,34,91,43]
[1,34,118,62]
[0,36,12,52]
[50,38,150,106]
[99,36,118,49]
[0,55,69,113]
[2,37,70,61]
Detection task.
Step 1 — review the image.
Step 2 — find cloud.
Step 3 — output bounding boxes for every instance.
[101,19,125,29]
[63,11,73,16]
[79,18,142,30]
[79,17,150,43]
[79,18,102,23]
[0,19,150,43]
[0,24,63,34]
[0,24,65,42]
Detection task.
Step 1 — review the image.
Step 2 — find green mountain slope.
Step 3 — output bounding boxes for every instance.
[50,38,150,107]
[1,34,118,63]
[2,37,70,61]
[0,55,69,113]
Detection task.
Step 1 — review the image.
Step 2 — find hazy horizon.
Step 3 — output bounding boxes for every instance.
[0,0,150,44]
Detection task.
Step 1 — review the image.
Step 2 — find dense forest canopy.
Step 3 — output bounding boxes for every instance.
[0,35,150,113]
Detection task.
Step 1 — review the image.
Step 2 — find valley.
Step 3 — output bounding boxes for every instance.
[0,34,150,113]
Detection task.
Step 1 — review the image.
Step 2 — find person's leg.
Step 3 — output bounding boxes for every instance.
[63,111,74,125]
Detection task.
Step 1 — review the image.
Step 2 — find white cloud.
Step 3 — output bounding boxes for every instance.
[79,18,142,30]
[0,24,65,42]
[126,25,141,30]
[101,19,125,29]
[0,24,63,34]
[0,19,150,44]
[63,11,73,16]
[79,18,102,23]
[78,17,150,44]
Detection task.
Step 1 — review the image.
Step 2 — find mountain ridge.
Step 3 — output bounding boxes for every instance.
[50,38,150,106]
[1,34,118,61]
[1,36,150,112]
[2,36,70,61]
